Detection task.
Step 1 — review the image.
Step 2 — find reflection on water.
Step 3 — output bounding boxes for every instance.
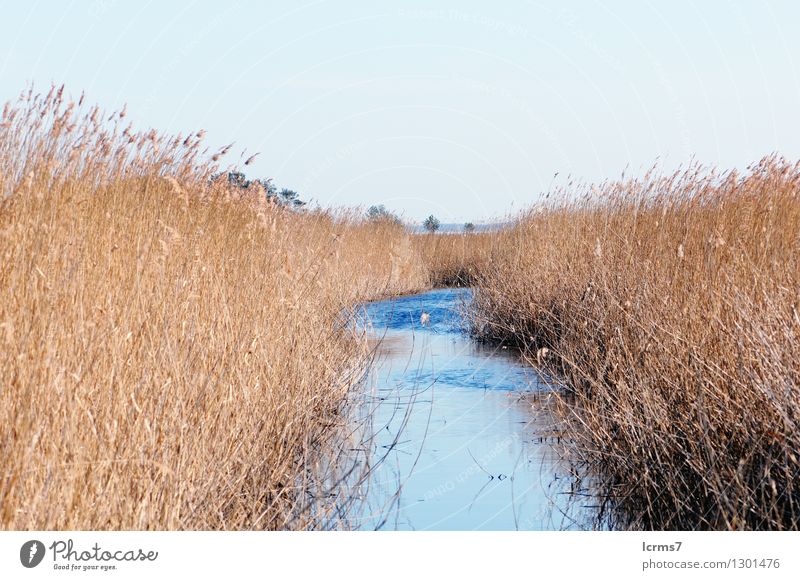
[347,288,599,530]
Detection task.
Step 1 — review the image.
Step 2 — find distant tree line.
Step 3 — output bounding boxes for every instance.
[213,171,306,208]
[423,216,475,233]
[366,204,403,225]
[366,209,477,234]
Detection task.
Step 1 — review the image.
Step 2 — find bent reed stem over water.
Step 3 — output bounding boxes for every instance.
[470,158,800,530]
[0,87,432,529]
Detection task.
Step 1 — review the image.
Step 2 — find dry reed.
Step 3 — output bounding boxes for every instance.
[0,86,430,529]
[414,231,496,287]
[470,158,800,530]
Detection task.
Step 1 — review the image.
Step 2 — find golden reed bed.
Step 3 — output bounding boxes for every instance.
[470,158,800,529]
[3,86,798,531]
[0,87,431,529]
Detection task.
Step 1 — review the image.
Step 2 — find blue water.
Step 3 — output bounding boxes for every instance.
[347,288,596,530]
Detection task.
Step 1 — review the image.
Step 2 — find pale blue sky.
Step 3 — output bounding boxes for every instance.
[1,1,799,221]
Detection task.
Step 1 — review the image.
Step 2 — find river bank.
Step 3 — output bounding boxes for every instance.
[468,158,800,530]
[0,90,438,530]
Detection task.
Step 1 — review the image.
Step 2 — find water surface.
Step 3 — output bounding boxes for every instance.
[348,288,596,530]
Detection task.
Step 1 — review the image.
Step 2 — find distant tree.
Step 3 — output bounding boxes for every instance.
[211,172,306,208]
[278,188,305,207]
[226,171,249,188]
[423,214,441,233]
[463,222,476,233]
[254,178,278,199]
[366,204,402,224]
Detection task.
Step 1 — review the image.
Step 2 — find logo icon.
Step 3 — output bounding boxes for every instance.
[20,540,46,568]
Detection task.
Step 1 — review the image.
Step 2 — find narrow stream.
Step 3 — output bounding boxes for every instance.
[348,288,599,530]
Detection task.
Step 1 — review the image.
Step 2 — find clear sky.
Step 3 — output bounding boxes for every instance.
[1,1,799,222]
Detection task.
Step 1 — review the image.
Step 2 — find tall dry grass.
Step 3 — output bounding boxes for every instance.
[0,86,430,529]
[414,232,496,286]
[471,158,800,530]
